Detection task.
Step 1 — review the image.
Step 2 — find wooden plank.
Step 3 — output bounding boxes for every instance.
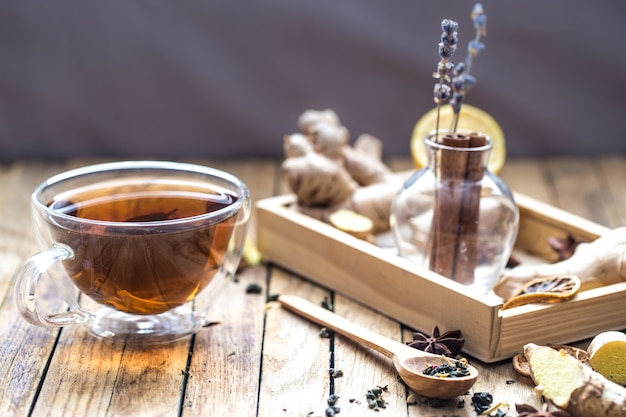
[183,265,267,416]
[596,156,625,227]
[32,328,190,417]
[257,267,332,417]
[331,295,409,416]
[181,158,278,415]
[545,157,614,227]
[0,161,69,416]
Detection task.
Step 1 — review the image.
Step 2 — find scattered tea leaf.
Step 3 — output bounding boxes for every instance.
[471,391,493,414]
[365,385,388,411]
[321,297,333,311]
[330,368,343,378]
[245,283,263,294]
[319,328,332,338]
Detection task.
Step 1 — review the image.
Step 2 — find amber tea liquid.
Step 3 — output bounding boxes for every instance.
[48,179,238,315]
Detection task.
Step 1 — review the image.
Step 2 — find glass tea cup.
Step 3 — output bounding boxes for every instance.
[14,160,250,343]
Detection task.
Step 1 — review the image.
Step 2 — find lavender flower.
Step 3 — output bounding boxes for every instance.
[432,4,487,136]
[465,3,487,73]
[449,3,487,132]
[472,3,487,37]
[433,83,451,104]
[438,19,459,59]
[433,19,459,142]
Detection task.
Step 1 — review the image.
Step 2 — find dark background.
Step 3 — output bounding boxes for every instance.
[1,1,625,161]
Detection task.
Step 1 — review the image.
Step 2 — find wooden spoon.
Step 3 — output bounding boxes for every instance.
[278,295,478,399]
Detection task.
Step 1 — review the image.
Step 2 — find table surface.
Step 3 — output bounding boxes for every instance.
[1,155,624,417]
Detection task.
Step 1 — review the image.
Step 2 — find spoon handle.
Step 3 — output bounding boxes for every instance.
[278,294,415,359]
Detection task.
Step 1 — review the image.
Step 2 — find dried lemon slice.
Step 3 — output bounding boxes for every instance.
[501,275,581,310]
[411,104,506,175]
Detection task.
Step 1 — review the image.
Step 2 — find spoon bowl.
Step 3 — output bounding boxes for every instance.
[278,295,478,399]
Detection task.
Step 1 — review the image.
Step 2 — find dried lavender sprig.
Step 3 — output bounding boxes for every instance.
[433,19,459,142]
[449,3,487,133]
[449,65,477,122]
[465,3,487,75]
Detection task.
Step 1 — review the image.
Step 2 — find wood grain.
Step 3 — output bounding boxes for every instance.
[258,267,332,417]
[0,156,623,417]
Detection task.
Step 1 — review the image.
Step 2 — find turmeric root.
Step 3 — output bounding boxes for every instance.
[588,331,626,386]
[282,109,403,233]
[524,343,626,417]
[494,227,626,299]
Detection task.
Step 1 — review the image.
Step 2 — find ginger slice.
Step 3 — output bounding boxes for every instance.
[329,208,374,241]
[512,345,589,378]
[501,275,581,310]
[524,343,626,417]
[588,331,626,386]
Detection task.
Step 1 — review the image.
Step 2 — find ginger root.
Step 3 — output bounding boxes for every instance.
[524,343,626,417]
[588,331,626,386]
[494,227,626,299]
[282,109,403,233]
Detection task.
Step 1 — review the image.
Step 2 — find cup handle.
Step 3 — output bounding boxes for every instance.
[14,243,94,328]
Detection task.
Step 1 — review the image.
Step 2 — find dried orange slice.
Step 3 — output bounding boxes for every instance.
[501,275,581,310]
[411,104,506,174]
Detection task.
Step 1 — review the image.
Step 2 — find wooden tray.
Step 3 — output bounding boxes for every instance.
[256,192,626,362]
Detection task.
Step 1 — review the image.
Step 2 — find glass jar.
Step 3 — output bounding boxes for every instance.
[390,130,519,294]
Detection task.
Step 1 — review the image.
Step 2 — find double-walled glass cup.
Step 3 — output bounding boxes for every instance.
[14,160,250,343]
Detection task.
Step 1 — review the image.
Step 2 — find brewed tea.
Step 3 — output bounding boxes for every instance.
[47,179,238,315]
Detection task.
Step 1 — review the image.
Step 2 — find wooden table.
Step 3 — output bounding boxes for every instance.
[0,156,624,417]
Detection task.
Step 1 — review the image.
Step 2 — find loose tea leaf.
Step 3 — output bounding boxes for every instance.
[471,391,493,414]
[327,394,340,405]
[319,328,332,338]
[423,358,471,378]
[245,283,263,294]
[321,297,333,311]
[365,385,388,411]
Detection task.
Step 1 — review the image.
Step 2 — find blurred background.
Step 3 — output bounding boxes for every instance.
[0,0,624,161]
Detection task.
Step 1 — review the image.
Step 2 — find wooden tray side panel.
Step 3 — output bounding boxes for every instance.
[497,283,626,358]
[256,197,502,362]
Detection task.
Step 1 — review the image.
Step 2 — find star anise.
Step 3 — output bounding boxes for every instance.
[407,326,464,357]
[516,403,571,417]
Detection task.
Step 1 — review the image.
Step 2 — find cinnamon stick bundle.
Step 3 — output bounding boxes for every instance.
[428,133,487,284]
